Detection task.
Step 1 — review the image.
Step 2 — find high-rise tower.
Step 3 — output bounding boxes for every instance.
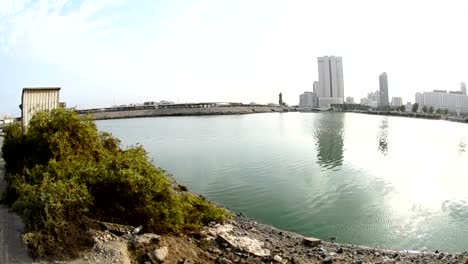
[317,56,344,107]
[317,56,344,99]
[379,72,389,107]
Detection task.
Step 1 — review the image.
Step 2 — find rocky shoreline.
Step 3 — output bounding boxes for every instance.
[29,212,468,264]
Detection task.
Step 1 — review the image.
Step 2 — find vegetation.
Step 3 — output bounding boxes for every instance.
[422,106,428,113]
[412,103,419,113]
[1,109,228,258]
[428,106,434,114]
[397,105,406,112]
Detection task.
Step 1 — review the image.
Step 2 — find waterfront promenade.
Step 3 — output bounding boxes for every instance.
[0,135,33,264]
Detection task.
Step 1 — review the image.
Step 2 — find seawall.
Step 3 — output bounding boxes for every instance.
[80,106,293,120]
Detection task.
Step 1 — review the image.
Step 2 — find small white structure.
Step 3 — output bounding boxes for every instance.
[21,87,61,129]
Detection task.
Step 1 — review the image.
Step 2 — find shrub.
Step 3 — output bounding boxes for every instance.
[1,109,229,258]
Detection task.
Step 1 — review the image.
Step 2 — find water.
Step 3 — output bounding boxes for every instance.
[97,112,468,252]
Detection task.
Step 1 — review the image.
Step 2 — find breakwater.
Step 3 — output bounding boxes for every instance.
[80,106,293,120]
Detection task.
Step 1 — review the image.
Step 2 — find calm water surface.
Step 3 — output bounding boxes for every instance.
[97,112,468,252]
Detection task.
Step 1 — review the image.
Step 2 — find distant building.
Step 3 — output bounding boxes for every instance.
[391,97,403,107]
[360,90,380,108]
[379,72,389,107]
[313,81,319,94]
[279,92,283,106]
[319,98,344,108]
[0,113,14,125]
[345,96,355,104]
[21,87,61,130]
[461,82,467,95]
[299,92,318,107]
[420,90,468,114]
[360,98,370,106]
[405,102,412,112]
[317,56,344,107]
[159,100,174,105]
[415,92,423,106]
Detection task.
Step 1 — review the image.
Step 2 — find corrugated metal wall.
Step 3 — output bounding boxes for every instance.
[22,89,60,129]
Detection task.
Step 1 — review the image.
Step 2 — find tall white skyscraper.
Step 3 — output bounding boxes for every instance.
[317,56,344,100]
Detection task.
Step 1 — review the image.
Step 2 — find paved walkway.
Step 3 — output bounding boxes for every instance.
[0,136,33,263]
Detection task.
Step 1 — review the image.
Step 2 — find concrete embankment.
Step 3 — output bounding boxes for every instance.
[82,106,291,120]
[0,136,33,264]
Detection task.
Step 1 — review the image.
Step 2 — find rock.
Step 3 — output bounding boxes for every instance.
[208,247,222,255]
[98,221,134,236]
[216,257,233,264]
[131,233,160,245]
[216,231,270,257]
[303,237,321,247]
[183,259,194,264]
[132,225,143,235]
[273,255,283,262]
[336,247,344,254]
[321,256,334,263]
[148,246,168,263]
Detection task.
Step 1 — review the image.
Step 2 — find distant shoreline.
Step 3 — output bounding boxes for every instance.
[346,110,468,124]
[79,106,295,120]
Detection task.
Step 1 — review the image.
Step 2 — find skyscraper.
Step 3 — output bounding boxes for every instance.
[379,72,389,107]
[317,56,344,107]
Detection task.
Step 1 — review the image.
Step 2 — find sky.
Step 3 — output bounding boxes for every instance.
[1,0,468,116]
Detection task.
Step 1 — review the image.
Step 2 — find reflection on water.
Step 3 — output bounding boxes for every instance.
[442,200,468,223]
[313,113,344,170]
[377,118,388,155]
[459,141,466,153]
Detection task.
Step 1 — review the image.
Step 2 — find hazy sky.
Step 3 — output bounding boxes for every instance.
[1,0,467,116]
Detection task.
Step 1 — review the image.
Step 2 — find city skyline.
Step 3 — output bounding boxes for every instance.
[2,0,468,116]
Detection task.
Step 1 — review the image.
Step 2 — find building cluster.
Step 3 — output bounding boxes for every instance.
[415,83,468,114]
[359,72,404,109]
[360,90,380,108]
[299,56,345,108]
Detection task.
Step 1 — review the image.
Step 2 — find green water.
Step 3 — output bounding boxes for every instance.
[97,112,468,252]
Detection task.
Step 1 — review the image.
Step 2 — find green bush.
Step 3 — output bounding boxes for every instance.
[1,109,228,258]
